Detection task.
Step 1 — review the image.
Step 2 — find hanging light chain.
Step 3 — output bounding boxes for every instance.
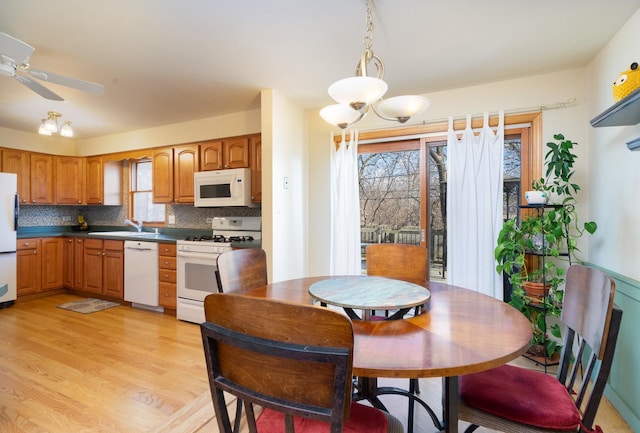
[363,0,374,53]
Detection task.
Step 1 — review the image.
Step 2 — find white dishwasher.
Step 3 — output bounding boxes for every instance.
[124,241,161,311]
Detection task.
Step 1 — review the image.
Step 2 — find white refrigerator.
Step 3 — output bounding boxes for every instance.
[0,172,18,307]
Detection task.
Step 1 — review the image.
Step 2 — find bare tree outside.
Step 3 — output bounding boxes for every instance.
[359,151,420,244]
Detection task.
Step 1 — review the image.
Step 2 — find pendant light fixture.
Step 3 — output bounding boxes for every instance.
[320,0,430,129]
[38,111,74,137]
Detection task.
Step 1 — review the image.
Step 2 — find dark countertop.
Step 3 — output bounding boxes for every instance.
[17,226,262,249]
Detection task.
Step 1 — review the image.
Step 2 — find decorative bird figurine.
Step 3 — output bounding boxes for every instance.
[613,62,640,102]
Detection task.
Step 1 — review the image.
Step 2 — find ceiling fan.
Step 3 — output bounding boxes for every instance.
[0,31,104,101]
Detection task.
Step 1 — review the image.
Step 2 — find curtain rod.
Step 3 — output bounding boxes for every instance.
[356,122,532,145]
[354,97,576,135]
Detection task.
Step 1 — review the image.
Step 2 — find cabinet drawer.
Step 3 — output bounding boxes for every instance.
[158,243,176,256]
[159,256,176,270]
[17,239,39,250]
[159,282,176,308]
[159,269,176,284]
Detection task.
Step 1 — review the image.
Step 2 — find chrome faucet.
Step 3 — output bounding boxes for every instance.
[124,218,142,232]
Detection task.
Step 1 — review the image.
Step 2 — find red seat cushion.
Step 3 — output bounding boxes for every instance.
[459,364,581,431]
[256,401,389,433]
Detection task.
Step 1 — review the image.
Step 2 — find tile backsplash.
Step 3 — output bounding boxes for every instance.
[18,204,260,230]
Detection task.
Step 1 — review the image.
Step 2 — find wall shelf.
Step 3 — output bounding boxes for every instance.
[590,87,640,127]
[590,87,640,151]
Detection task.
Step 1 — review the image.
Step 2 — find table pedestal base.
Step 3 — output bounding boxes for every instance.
[353,377,460,433]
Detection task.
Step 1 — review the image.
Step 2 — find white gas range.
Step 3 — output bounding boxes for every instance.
[176,216,261,324]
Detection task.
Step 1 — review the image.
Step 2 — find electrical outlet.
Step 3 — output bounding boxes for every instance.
[62,216,72,222]
[206,217,213,224]
[168,215,176,224]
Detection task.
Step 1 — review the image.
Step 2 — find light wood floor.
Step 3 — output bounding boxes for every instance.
[0,294,632,432]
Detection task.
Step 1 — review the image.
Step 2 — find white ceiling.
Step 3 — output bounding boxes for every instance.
[1,0,639,140]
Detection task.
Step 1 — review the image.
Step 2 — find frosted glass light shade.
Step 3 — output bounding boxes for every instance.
[328,76,388,111]
[44,117,58,132]
[38,120,51,136]
[319,104,364,129]
[375,95,431,123]
[60,121,74,137]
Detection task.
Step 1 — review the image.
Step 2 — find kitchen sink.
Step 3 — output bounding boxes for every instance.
[87,231,161,238]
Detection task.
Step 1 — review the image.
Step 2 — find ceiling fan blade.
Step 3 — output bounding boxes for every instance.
[14,75,64,101]
[29,68,104,96]
[0,32,34,64]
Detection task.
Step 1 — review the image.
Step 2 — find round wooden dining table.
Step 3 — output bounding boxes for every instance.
[234,276,532,433]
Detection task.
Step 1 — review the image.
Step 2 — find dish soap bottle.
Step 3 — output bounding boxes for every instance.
[77,214,88,231]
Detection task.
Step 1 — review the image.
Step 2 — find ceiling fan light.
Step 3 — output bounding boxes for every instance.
[328,76,388,110]
[375,95,431,122]
[44,117,58,132]
[320,104,364,129]
[60,121,73,137]
[38,120,51,136]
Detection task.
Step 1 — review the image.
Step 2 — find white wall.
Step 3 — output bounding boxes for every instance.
[586,9,640,280]
[261,89,308,283]
[75,109,261,155]
[306,69,591,275]
[0,126,75,155]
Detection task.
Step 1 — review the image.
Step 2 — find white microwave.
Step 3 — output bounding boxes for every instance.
[194,168,253,207]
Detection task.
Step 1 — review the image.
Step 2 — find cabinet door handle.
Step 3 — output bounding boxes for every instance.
[33,250,37,255]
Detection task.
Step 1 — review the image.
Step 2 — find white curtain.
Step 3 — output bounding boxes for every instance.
[446,112,504,299]
[330,130,361,275]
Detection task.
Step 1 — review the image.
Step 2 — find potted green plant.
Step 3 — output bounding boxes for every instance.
[495,133,597,359]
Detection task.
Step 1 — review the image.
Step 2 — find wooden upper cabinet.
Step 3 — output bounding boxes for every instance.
[152,147,174,203]
[1,148,31,204]
[174,144,199,203]
[30,153,54,204]
[55,156,85,205]
[200,140,223,171]
[249,134,262,202]
[224,137,250,168]
[86,156,122,205]
[200,136,250,170]
[85,156,104,204]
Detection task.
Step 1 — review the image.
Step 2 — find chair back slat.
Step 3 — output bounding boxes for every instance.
[216,248,267,294]
[561,265,616,359]
[565,337,586,391]
[366,244,428,283]
[202,293,355,433]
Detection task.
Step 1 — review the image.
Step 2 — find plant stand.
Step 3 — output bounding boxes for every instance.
[519,204,571,372]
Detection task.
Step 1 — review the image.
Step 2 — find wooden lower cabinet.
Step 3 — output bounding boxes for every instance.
[63,237,87,290]
[158,243,177,309]
[63,238,74,288]
[16,239,40,296]
[83,238,124,298]
[16,237,63,297]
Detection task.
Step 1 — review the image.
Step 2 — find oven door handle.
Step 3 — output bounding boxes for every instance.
[177,250,220,261]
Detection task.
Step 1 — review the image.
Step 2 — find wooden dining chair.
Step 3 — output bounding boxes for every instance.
[364,244,429,408]
[213,248,268,432]
[366,243,429,319]
[458,264,623,433]
[201,293,404,433]
[216,248,267,293]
